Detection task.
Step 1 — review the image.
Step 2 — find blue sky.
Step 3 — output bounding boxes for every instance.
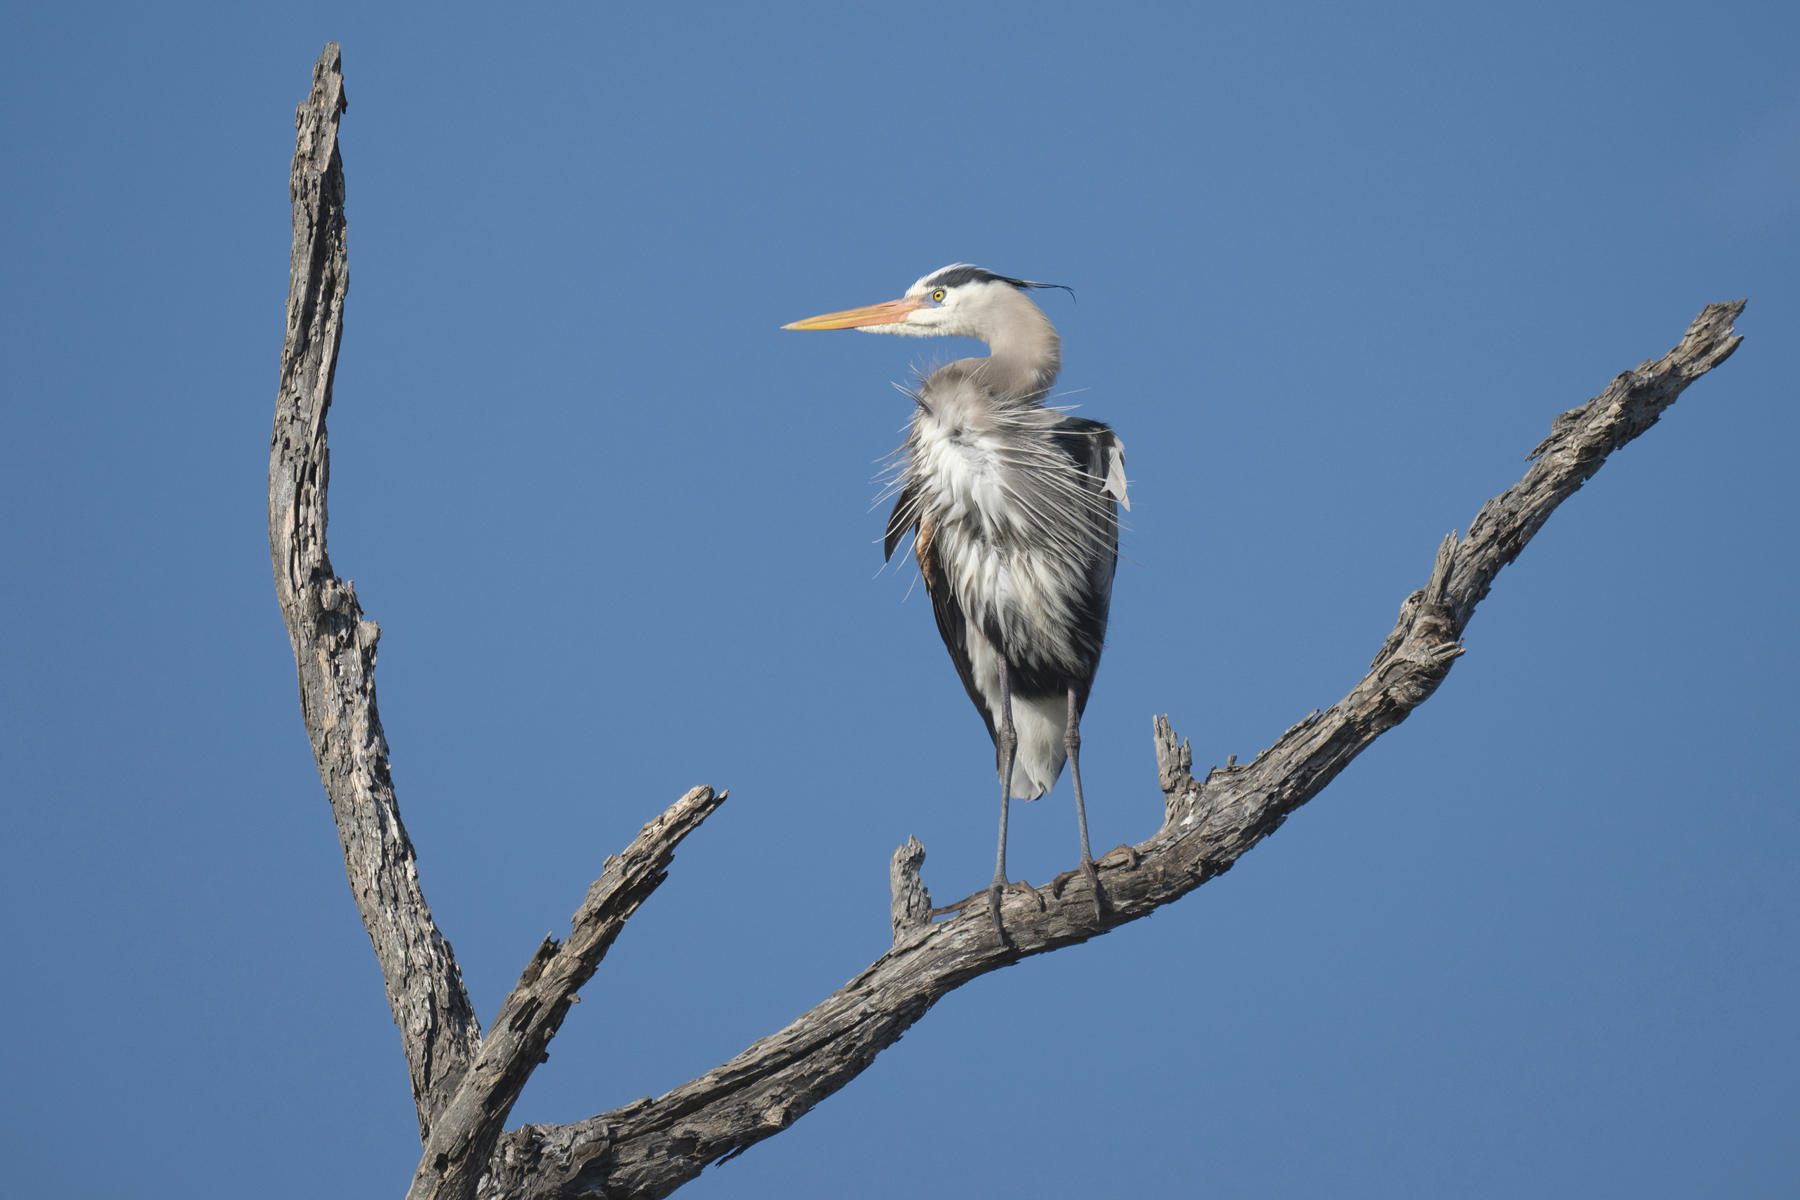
[2,3,1795,1197]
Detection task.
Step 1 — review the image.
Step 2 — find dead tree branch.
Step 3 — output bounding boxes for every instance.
[271,39,1745,1200]
[268,43,482,1139]
[270,47,723,1192]
[477,302,1743,1199]
[407,786,726,1200]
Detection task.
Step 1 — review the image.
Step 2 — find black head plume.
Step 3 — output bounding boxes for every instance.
[923,264,1076,304]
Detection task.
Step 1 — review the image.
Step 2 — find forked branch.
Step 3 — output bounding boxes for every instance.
[272,39,1745,1200]
[270,48,723,1197]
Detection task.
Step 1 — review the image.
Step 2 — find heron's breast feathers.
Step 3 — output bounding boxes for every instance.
[901,399,1118,678]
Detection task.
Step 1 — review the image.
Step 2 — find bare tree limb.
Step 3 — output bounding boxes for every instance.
[272,49,727,1177]
[408,786,727,1200]
[268,42,483,1139]
[477,301,1744,1200]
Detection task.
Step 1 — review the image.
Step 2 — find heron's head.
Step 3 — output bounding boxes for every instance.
[782,264,1070,341]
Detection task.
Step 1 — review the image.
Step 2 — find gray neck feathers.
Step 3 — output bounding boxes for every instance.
[973,285,1062,403]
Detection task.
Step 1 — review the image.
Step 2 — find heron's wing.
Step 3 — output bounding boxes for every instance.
[1049,416,1127,508]
[1043,417,1124,716]
[918,520,999,746]
[884,480,920,563]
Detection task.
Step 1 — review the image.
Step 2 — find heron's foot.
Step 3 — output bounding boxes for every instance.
[1098,843,1141,869]
[987,883,1006,943]
[1080,857,1102,920]
[1010,878,1046,913]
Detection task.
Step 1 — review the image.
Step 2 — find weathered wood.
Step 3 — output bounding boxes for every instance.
[888,836,932,945]
[272,51,728,1186]
[272,41,1746,1200]
[407,787,726,1200]
[268,43,484,1140]
[476,302,1744,1200]
[270,50,731,1185]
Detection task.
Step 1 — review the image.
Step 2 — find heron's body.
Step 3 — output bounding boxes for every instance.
[886,364,1126,800]
[785,264,1128,935]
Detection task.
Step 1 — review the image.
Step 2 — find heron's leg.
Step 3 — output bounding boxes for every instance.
[989,657,1018,942]
[1067,686,1101,920]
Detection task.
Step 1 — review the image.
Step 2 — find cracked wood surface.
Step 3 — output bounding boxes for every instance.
[476,301,1744,1200]
[268,43,484,1140]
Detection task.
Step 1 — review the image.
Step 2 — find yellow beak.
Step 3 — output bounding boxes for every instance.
[782,296,926,330]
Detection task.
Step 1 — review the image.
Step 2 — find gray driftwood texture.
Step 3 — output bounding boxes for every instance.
[271,43,1744,1200]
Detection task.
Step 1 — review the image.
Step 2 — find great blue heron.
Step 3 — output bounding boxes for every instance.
[785,264,1129,939]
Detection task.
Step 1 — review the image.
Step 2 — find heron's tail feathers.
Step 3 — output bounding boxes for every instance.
[1001,692,1068,800]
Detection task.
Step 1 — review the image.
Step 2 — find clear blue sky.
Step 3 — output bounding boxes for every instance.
[2,3,1794,1197]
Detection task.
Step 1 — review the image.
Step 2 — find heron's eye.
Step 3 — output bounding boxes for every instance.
[932,289,946,303]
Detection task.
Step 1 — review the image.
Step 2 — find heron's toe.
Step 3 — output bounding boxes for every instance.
[1010,878,1047,912]
[1098,843,1140,869]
